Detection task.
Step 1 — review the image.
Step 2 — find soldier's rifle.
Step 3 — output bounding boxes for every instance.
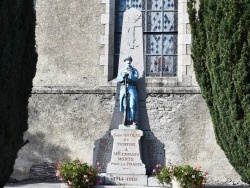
[123,74,128,125]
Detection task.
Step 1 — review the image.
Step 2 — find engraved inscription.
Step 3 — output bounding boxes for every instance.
[118,143,135,146]
[113,133,141,137]
[146,140,158,172]
[125,10,142,49]
[106,129,146,174]
[109,133,142,168]
[110,176,138,182]
[95,138,112,172]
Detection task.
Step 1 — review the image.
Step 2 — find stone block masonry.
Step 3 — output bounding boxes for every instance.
[11,91,243,185]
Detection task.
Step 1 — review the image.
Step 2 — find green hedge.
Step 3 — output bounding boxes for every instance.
[188,0,250,183]
[0,0,37,186]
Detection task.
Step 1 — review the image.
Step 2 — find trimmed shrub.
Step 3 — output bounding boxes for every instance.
[0,0,37,186]
[188,0,250,183]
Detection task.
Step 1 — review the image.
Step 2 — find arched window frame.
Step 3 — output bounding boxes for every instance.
[99,0,199,91]
[114,0,178,78]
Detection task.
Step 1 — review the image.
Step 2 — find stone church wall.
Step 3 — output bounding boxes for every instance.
[12,93,113,180]
[10,0,243,185]
[12,93,242,184]
[33,0,105,87]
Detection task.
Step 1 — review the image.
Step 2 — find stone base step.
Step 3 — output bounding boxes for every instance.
[5,183,250,188]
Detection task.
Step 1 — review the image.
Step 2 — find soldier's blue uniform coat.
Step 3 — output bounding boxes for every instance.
[117,65,139,121]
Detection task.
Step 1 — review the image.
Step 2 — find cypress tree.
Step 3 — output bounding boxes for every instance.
[188,0,250,183]
[0,0,37,186]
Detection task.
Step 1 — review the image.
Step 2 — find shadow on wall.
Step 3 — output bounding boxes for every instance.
[93,76,165,175]
[138,77,166,174]
[13,131,71,181]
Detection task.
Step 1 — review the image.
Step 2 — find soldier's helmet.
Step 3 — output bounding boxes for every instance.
[124,55,133,62]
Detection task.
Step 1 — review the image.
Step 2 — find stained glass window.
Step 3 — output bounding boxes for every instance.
[114,0,178,77]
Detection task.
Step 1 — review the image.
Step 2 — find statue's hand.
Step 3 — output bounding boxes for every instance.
[123,70,130,77]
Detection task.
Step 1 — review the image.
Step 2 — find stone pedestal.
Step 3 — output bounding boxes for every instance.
[106,129,147,185]
[106,129,145,174]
